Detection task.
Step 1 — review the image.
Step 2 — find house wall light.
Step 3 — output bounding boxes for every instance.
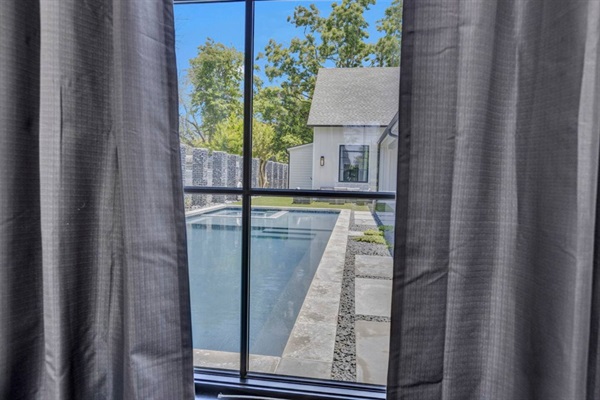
[320,156,325,166]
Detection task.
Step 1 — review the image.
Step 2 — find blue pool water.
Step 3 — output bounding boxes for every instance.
[186,207,340,356]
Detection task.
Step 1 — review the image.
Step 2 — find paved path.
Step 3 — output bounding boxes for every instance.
[354,210,378,227]
[354,254,393,385]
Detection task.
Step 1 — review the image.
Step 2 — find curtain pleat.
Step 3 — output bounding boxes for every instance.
[0,1,194,399]
[388,0,600,399]
[0,2,43,398]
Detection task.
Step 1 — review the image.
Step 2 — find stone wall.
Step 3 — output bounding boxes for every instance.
[180,146,288,210]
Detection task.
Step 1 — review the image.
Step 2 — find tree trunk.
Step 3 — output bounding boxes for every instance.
[259,160,268,188]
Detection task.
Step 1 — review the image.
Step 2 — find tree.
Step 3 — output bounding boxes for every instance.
[252,121,277,188]
[208,114,277,187]
[188,38,244,140]
[373,0,403,67]
[179,75,206,147]
[207,114,244,155]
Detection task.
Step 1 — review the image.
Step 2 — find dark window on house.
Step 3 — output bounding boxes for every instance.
[339,145,369,183]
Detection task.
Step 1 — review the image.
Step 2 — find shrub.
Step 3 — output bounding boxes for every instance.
[363,229,383,236]
[354,235,387,245]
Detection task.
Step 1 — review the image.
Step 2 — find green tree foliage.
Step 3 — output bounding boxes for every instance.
[208,115,277,187]
[373,0,403,67]
[188,38,244,140]
[252,120,277,188]
[207,114,244,155]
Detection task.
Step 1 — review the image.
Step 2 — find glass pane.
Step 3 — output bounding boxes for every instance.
[186,195,241,370]
[249,196,395,384]
[339,145,370,183]
[253,0,402,191]
[175,2,245,190]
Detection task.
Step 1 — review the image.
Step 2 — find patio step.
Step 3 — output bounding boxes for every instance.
[355,255,393,279]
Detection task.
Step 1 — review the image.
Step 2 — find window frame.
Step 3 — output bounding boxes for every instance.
[174,1,396,398]
[339,144,370,183]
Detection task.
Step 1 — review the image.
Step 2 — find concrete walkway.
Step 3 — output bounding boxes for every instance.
[354,210,378,227]
[354,254,393,385]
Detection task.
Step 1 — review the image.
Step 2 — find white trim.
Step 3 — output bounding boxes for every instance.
[287,143,314,151]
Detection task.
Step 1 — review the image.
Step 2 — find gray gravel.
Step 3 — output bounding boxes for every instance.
[356,315,391,323]
[331,211,391,382]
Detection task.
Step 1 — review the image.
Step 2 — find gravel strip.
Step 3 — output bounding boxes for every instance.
[356,274,392,280]
[356,315,391,323]
[331,211,391,382]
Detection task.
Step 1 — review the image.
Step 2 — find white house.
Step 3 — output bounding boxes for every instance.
[288,67,399,192]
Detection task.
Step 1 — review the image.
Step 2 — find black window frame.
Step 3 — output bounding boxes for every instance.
[339,144,370,183]
[174,1,396,398]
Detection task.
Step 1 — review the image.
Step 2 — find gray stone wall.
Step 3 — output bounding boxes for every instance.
[180,147,288,210]
[212,151,227,203]
[252,158,259,187]
[180,145,187,183]
[266,161,274,189]
[192,148,209,207]
[227,154,239,200]
[180,146,191,207]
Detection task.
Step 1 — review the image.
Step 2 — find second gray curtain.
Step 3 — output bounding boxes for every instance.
[0,1,194,399]
[388,0,600,399]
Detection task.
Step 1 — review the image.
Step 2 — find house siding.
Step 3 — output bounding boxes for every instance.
[288,144,313,189]
[312,126,383,191]
[378,135,397,192]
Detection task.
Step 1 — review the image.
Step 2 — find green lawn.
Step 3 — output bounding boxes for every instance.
[234,196,371,211]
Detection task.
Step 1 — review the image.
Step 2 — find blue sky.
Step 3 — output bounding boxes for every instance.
[174,0,393,87]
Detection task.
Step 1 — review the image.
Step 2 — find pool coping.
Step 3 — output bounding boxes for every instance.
[191,206,351,379]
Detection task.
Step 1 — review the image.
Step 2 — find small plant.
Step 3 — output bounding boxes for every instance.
[354,235,387,245]
[378,225,393,232]
[363,229,383,236]
[374,202,391,212]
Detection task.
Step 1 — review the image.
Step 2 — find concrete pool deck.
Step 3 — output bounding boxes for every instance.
[276,209,350,378]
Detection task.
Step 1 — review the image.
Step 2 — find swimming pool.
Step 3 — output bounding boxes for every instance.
[186,207,340,357]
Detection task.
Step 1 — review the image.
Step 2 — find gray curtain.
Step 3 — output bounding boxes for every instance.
[0,1,194,399]
[389,0,600,399]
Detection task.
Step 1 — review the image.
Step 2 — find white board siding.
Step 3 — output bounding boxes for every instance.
[312,126,383,191]
[378,135,397,192]
[288,143,313,189]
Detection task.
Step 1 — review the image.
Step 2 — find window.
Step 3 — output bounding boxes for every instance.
[339,145,369,183]
[174,0,400,397]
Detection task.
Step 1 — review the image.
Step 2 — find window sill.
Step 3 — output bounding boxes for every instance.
[195,368,386,400]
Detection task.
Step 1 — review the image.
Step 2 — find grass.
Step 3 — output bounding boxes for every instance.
[234,196,370,211]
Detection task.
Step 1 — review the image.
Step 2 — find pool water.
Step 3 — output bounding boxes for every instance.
[186,207,340,357]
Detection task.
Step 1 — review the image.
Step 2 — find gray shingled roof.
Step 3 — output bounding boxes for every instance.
[307,67,399,126]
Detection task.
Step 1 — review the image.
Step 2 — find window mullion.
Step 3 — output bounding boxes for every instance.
[240,0,255,380]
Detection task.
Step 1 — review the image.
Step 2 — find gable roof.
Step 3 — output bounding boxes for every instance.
[307,67,399,127]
